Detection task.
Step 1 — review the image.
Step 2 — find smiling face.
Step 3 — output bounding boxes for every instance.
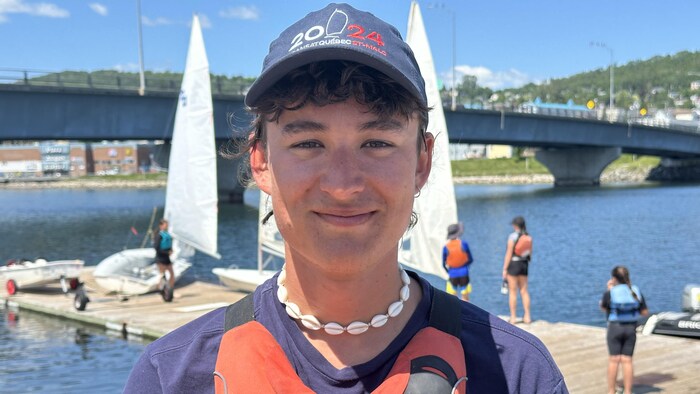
[251,99,433,276]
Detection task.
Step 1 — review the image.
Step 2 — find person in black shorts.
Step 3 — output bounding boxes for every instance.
[600,266,648,394]
[154,219,175,290]
[502,216,532,324]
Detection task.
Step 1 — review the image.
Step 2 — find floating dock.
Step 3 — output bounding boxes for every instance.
[2,269,699,393]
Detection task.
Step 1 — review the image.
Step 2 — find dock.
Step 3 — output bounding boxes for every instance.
[3,272,700,393]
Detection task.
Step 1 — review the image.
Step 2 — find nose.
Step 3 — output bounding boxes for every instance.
[319,147,364,199]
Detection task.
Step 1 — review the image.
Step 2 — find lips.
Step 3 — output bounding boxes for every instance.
[314,210,376,227]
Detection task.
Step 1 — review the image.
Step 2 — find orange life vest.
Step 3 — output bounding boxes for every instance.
[513,234,532,260]
[213,289,468,393]
[445,239,469,268]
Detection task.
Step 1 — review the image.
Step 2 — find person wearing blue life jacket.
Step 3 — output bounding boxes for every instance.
[443,222,473,301]
[153,219,175,291]
[600,266,648,394]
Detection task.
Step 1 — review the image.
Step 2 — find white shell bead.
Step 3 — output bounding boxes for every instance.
[285,302,301,319]
[401,270,410,285]
[388,300,404,317]
[276,284,288,303]
[400,285,410,301]
[300,314,322,330]
[370,314,389,328]
[277,269,286,285]
[323,322,345,335]
[346,321,370,335]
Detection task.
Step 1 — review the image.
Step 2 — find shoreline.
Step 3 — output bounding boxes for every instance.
[0,169,652,190]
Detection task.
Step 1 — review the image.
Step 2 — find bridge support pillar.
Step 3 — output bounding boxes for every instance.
[647,157,700,182]
[217,154,246,204]
[535,147,621,186]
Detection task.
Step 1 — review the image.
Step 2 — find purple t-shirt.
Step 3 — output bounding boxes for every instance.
[124,272,567,393]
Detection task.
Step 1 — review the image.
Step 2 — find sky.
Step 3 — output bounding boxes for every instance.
[2,0,699,90]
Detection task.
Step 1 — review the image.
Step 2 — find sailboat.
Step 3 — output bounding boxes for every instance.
[93,15,220,296]
[212,188,284,292]
[213,2,457,292]
[399,1,458,281]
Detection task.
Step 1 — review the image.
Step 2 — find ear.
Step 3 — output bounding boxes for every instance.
[250,141,272,194]
[414,132,434,190]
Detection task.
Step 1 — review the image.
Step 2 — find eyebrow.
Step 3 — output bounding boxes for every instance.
[280,118,405,135]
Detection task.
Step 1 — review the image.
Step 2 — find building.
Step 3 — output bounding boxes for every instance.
[0,141,154,178]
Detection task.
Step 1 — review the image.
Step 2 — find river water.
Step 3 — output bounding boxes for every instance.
[2,182,700,391]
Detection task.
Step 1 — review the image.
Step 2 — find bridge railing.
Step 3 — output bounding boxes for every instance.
[0,68,251,96]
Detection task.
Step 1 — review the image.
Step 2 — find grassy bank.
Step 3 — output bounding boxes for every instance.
[452,154,660,177]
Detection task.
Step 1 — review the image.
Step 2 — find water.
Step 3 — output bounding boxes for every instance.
[2,183,700,391]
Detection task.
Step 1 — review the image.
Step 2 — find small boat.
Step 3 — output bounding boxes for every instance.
[212,187,283,292]
[93,15,220,299]
[2,258,84,295]
[642,284,700,339]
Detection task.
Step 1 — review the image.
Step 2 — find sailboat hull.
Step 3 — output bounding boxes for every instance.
[93,248,191,295]
[212,267,276,293]
[1,259,83,290]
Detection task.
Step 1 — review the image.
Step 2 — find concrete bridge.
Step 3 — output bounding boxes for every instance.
[2,84,700,197]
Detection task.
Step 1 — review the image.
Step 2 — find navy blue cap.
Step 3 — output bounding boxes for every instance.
[245,3,426,107]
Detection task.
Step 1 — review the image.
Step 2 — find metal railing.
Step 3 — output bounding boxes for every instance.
[0,68,251,96]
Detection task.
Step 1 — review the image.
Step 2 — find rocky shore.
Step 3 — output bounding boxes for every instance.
[2,165,654,190]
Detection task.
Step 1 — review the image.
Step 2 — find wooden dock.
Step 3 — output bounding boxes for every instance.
[3,271,700,392]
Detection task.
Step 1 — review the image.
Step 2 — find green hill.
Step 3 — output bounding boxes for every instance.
[446,50,700,111]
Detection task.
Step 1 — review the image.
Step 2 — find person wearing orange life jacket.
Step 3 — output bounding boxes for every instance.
[502,216,533,324]
[443,222,473,301]
[123,4,567,394]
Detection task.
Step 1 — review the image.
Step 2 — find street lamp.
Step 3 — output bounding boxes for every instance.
[590,41,614,109]
[136,0,146,96]
[428,3,457,111]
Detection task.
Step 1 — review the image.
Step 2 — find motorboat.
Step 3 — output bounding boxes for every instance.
[2,258,84,295]
[93,15,220,300]
[642,284,700,339]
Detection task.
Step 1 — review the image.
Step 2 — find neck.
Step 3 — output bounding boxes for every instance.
[281,250,406,325]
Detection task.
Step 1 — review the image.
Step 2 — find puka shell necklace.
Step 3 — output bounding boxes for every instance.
[276,266,411,335]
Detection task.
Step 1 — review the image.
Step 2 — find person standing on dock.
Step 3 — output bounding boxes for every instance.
[502,215,533,324]
[124,3,567,393]
[600,265,648,394]
[443,222,473,301]
[153,219,175,292]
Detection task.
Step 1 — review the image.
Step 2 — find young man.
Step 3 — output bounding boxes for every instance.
[124,4,567,393]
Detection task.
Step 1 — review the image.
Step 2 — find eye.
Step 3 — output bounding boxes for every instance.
[363,140,393,148]
[292,140,323,149]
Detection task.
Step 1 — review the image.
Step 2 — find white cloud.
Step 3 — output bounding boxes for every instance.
[219,5,259,20]
[447,65,534,90]
[141,15,174,26]
[0,0,69,22]
[112,63,140,72]
[89,3,107,16]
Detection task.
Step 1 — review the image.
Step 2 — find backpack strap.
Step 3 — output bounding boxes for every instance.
[427,287,463,337]
[224,292,255,331]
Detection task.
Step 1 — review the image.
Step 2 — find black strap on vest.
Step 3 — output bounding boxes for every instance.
[224,292,255,331]
[224,283,462,335]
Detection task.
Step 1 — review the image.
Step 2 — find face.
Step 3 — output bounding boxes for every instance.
[251,99,433,275]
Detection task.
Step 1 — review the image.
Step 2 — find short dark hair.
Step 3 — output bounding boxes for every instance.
[227,60,430,186]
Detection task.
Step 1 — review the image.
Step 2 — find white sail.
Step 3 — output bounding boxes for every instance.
[403,1,458,279]
[165,14,220,259]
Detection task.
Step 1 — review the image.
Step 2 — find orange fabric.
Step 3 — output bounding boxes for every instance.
[514,234,532,257]
[214,323,467,393]
[445,239,469,268]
